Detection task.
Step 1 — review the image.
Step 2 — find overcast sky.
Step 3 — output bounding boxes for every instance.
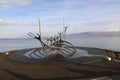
[0,0,120,38]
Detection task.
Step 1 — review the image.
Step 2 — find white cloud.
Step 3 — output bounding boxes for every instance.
[108,26,120,32]
[0,19,3,22]
[0,0,30,8]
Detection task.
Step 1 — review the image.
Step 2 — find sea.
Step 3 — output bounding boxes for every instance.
[0,37,120,52]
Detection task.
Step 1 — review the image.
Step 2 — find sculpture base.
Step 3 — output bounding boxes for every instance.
[8,47,106,64]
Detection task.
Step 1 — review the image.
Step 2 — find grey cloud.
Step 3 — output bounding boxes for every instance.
[0,19,36,26]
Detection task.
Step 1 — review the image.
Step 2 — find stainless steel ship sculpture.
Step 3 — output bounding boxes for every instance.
[27,18,76,59]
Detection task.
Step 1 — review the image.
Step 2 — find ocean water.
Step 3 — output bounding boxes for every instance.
[0,37,120,52]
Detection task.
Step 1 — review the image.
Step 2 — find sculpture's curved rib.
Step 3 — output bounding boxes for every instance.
[27,26,76,59]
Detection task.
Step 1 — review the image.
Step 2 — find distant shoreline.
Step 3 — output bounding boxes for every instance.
[1,31,120,39]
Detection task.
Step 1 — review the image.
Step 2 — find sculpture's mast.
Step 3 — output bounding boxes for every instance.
[38,18,41,37]
[63,16,65,27]
[62,17,67,39]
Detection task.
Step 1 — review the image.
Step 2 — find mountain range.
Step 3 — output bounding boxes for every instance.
[68,31,120,38]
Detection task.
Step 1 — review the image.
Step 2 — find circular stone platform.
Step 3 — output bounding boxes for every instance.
[8,47,107,64]
[24,48,90,59]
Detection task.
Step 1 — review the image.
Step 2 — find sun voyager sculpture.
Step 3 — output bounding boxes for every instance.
[27,18,76,59]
